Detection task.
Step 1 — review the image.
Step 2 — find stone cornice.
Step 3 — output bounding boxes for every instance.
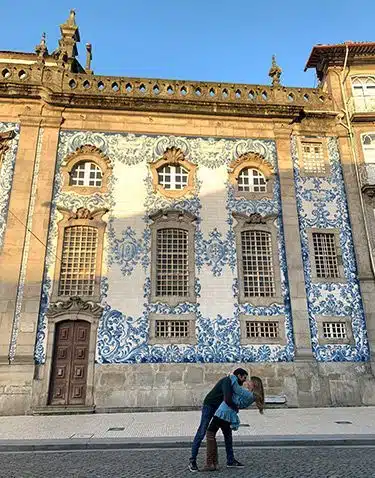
[46,297,103,318]
[0,63,336,119]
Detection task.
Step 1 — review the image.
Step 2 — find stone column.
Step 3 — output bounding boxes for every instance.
[12,115,62,364]
[274,123,313,359]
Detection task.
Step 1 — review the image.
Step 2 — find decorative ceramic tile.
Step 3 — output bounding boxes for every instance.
[291,136,369,362]
[0,122,20,249]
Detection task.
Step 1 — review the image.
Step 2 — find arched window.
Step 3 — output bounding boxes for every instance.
[157,164,189,190]
[352,77,375,111]
[362,134,375,164]
[352,77,375,98]
[237,168,267,192]
[70,161,102,187]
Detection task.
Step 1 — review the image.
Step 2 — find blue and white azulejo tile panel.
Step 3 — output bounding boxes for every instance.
[291,135,369,362]
[0,122,20,250]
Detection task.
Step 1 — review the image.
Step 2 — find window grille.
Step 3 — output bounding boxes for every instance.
[246,320,279,339]
[312,232,339,279]
[362,134,375,164]
[155,320,189,338]
[237,168,267,192]
[58,226,98,296]
[70,161,102,187]
[241,230,275,297]
[156,228,189,296]
[157,164,189,190]
[302,142,326,175]
[323,322,347,339]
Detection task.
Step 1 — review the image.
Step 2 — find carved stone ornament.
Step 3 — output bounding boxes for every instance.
[47,297,103,318]
[228,152,275,177]
[63,144,113,170]
[268,55,282,87]
[233,212,278,225]
[162,146,186,164]
[68,207,108,221]
[0,130,15,168]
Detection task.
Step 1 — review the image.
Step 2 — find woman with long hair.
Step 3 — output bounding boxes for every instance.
[204,375,265,471]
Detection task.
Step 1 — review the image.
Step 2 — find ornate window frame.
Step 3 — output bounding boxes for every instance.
[148,313,196,344]
[61,145,112,195]
[234,212,282,306]
[316,315,354,345]
[297,136,330,178]
[149,209,197,306]
[307,228,346,283]
[228,152,275,200]
[150,147,197,199]
[51,207,108,302]
[239,314,286,345]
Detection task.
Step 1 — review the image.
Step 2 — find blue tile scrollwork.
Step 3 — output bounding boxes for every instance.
[292,136,369,362]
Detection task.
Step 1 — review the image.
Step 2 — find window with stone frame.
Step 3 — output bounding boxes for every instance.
[239,314,286,345]
[234,213,282,306]
[52,207,108,301]
[297,137,330,177]
[150,147,196,199]
[150,210,196,305]
[315,316,354,345]
[362,133,375,164]
[61,144,112,195]
[307,228,345,283]
[148,314,196,344]
[228,152,275,200]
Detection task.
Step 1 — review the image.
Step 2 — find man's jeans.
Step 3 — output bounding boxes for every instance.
[190,404,234,463]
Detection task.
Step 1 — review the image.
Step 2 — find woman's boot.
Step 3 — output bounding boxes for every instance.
[204,431,218,471]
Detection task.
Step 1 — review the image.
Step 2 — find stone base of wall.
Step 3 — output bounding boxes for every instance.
[0,364,33,415]
[94,361,375,410]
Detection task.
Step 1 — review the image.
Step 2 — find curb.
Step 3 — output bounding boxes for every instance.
[0,435,374,452]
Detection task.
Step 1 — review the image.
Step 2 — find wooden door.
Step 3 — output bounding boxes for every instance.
[49,320,90,406]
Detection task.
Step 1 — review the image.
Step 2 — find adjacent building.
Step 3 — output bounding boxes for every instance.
[0,11,374,414]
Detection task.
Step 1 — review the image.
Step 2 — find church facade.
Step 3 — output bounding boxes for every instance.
[0,11,375,414]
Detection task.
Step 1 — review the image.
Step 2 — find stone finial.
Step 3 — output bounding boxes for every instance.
[268,55,282,87]
[66,9,77,26]
[85,43,93,72]
[35,32,48,58]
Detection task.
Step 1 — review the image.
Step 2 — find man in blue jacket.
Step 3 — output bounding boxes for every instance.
[189,367,248,472]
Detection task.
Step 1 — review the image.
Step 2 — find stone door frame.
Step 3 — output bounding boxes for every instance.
[34,298,102,409]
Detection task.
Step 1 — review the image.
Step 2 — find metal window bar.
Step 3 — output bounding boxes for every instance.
[302,142,325,175]
[155,320,189,338]
[156,228,189,296]
[246,321,279,338]
[323,322,347,339]
[312,232,339,279]
[58,226,98,296]
[241,230,275,297]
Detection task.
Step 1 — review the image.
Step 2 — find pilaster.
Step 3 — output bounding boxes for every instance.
[274,122,313,359]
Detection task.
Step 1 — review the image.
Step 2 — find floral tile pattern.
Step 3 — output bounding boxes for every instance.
[34,130,369,364]
[291,136,369,361]
[0,122,20,250]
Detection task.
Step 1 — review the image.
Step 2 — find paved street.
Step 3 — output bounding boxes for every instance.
[0,446,374,478]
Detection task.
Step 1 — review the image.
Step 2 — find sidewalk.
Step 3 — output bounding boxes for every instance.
[0,407,374,452]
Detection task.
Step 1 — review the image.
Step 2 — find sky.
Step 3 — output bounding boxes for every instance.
[0,0,374,88]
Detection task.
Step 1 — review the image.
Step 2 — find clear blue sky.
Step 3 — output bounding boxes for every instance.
[1,0,373,87]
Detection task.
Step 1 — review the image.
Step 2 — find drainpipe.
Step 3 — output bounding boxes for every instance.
[338,44,375,278]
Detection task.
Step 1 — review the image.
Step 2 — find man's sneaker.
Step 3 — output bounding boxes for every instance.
[227,459,245,468]
[189,460,199,472]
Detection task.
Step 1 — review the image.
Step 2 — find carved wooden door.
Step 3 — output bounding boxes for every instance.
[49,320,90,406]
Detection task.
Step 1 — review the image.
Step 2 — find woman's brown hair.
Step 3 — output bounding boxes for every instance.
[250,376,265,414]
